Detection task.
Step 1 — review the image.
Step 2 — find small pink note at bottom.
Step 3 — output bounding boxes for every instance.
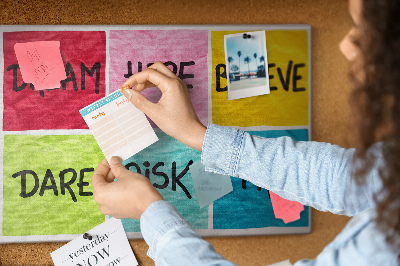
[270,191,304,224]
[14,41,66,90]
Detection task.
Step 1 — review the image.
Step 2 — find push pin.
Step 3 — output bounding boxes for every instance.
[243,33,252,39]
[83,233,95,240]
[120,85,130,92]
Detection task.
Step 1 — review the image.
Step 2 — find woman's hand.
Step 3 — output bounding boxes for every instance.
[120,61,206,151]
[92,157,164,220]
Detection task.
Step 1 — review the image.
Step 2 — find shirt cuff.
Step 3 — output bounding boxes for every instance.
[201,124,245,177]
[140,200,193,260]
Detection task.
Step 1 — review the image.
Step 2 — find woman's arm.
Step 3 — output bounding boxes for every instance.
[141,201,236,265]
[119,61,382,217]
[92,157,236,266]
[202,124,383,216]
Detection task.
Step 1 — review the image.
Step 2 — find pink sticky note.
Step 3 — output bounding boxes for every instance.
[14,41,66,90]
[270,191,304,224]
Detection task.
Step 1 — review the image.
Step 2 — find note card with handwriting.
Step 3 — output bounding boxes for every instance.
[80,90,158,162]
[14,41,66,90]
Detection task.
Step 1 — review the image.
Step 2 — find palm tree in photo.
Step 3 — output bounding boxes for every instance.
[237,51,242,78]
[228,56,234,71]
[253,53,258,74]
[259,55,266,77]
[260,55,265,70]
[244,56,251,78]
[227,56,234,82]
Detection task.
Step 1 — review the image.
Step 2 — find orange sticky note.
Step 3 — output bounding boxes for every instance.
[270,191,304,224]
[14,41,66,90]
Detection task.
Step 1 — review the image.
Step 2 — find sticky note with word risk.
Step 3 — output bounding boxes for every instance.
[80,90,158,162]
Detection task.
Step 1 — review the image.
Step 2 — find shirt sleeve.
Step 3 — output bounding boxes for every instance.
[140,200,237,266]
[201,124,384,216]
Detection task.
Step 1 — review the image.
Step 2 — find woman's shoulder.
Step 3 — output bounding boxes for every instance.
[319,209,399,265]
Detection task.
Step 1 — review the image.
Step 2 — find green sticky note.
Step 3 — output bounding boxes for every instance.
[3,135,105,236]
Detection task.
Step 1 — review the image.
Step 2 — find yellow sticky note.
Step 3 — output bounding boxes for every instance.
[211,30,309,127]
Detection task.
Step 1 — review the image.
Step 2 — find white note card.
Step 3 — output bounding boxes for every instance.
[79,90,158,162]
[51,218,138,266]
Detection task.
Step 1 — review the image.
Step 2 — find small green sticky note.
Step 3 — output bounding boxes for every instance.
[190,161,233,208]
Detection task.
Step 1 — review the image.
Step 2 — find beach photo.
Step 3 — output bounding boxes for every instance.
[224,31,270,100]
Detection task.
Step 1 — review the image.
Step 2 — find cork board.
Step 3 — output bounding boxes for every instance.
[0,24,311,242]
[0,0,352,265]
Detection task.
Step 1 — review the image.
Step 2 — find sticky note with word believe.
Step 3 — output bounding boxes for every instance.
[14,41,66,90]
[51,218,138,266]
[190,161,233,208]
[79,90,158,162]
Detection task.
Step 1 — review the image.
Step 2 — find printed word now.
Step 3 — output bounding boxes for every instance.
[124,61,195,88]
[216,60,306,92]
[6,62,101,97]
[76,245,110,266]
[12,168,94,202]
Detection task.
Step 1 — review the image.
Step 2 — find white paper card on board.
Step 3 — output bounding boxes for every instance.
[51,218,138,266]
[190,161,233,208]
[79,90,158,162]
[224,30,270,100]
[267,260,293,266]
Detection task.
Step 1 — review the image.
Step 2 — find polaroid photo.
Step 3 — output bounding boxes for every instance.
[224,31,270,100]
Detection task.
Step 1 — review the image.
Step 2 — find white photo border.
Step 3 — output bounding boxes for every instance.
[224,30,270,100]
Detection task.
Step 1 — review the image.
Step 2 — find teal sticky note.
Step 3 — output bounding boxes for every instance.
[190,161,233,208]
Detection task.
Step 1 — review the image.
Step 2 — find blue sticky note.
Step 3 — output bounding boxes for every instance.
[190,161,233,208]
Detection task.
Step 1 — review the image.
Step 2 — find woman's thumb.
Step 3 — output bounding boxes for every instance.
[109,156,128,179]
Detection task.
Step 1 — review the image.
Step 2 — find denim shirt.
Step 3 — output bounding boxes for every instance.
[140,124,399,265]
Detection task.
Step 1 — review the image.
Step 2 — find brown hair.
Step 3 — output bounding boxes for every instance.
[350,0,400,254]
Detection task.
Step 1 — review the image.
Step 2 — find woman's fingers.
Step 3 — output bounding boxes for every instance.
[147,61,177,79]
[120,62,177,93]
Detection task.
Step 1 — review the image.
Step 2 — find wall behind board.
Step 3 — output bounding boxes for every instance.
[0,0,352,265]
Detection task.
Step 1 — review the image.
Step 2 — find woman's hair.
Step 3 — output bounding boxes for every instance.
[350,0,400,253]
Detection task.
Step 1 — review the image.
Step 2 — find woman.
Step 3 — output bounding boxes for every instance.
[91,0,400,264]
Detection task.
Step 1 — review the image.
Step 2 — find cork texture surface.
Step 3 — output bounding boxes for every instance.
[0,0,352,265]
